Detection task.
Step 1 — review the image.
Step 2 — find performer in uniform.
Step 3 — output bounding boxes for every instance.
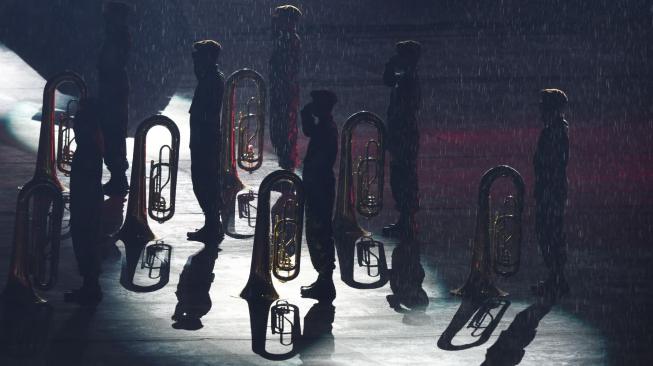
[98,1,131,196]
[532,88,570,300]
[381,40,422,238]
[299,90,339,302]
[64,98,104,305]
[187,40,225,242]
[269,5,302,170]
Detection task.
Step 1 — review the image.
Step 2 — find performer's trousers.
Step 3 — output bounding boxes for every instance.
[304,174,336,276]
[269,82,299,170]
[535,199,566,273]
[99,85,129,177]
[389,136,420,215]
[70,178,103,280]
[190,144,222,220]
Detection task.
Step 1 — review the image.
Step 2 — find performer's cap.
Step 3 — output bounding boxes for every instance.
[310,90,338,110]
[193,40,222,61]
[396,40,422,61]
[540,89,568,110]
[273,5,302,22]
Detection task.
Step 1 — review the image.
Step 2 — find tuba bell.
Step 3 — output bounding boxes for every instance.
[333,111,389,289]
[240,170,304,302]
[221,68,266,239]
[451,165,525,299]
[3,72,86,304]
[119,115,179,292]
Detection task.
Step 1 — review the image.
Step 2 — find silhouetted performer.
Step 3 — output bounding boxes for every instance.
[299,90,339,302]
[98,1,131,196]
[64,98,104,305]
[532,88,570,300]
[269,5,301,170]
[172,245,220,330]
[187,40,225,242]
[381,40,422,237]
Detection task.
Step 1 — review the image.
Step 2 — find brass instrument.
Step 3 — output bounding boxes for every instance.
[39,71,88,191]
[221,68,266,239]
[238,96,264,172]
[148,145,176,223]
[333,111,389,289]
[240,170,304,301]
[56,99,79,176]
[451,165,525,299]
[119,115,179,292]
[271,194,300,281]
[3,72,86,304]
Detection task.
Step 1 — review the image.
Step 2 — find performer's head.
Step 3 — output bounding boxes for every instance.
[539,88,568,122]
[192,40,222,79]
[395,40,421,69]
[309,90,338,119]
[272,5,302,32]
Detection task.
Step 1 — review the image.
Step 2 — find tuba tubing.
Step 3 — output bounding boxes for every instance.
[119,115,180,243]
[451,165,525,299]
[221,68,266,239]
[333,111,389,289]
[240,170,304,302]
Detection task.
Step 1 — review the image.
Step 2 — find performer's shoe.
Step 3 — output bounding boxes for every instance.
[187,224,224,243]
[301,276,336,302]
[64,285,103,306]
[103,176,129,197]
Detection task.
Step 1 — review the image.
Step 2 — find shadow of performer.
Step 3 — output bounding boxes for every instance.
[172,242,221,330]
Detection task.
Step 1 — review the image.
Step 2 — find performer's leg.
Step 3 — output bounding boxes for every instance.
[66,198,103,305]
[301,183,336,301]
[101,98,129,196]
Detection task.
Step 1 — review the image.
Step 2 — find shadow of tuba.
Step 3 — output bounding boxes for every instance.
[240,170,304,302]
[3,72,86,304]
[333,111,389,289]
[437,297,511,351]
[246,298,301,360]
[221,68,266,239]
[119,115,179,292]
[451,165,525,299]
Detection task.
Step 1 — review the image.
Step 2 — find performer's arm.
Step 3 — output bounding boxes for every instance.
[301,103,316,137]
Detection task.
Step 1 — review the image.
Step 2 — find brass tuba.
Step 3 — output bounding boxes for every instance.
[119,115,179,292]
[56,99,79,176]
[333,111,389,289]
[240,170,304,302]
[451,165,525,299]
[221,68,266,239]
[3,72,86,304]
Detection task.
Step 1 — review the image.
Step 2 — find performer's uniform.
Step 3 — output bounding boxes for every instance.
[301,110,338,276]
[383,62,421,217]
[189,65,224,224]
[98,24,130,183]
[534,117,569,275]
[70,104,104,282]
[269,24,301,170]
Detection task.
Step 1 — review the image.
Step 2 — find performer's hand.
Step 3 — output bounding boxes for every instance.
[301,102,314,118]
